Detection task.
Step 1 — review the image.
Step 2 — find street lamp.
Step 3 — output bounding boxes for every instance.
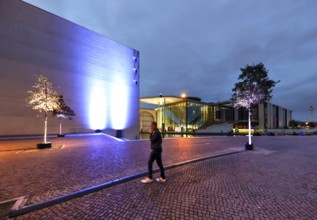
[180,93,187,134]
[159,93,165,134]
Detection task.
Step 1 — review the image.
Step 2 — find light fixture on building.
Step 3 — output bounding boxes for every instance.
[116,129,124,138]
[133,51,139,85]
[133,50,139,60]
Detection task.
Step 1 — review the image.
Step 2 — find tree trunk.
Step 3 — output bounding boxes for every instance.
[44,112,47,144]
[59,118,62,135]
[248,108,252,145]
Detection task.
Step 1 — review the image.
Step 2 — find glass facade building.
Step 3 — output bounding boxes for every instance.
[140,96,228,136]
[140,96,292,138]
[157,99,214,133]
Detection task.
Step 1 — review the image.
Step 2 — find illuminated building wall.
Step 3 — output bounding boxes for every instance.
[0,0,140,139]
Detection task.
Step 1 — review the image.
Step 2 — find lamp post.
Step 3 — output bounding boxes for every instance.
[181,93,187,134]
[159,93,165,135]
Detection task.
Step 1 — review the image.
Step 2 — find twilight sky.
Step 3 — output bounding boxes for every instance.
[23,0,317,121]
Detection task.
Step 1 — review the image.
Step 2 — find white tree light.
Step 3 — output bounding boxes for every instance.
[26,75,60,144]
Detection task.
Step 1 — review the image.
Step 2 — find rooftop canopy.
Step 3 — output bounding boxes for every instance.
[140,96,183,106]
[140,95,206,106]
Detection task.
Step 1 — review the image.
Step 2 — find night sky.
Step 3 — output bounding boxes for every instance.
[24,0,317,121]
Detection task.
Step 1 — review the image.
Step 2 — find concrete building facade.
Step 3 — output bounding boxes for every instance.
[0,0,140,139]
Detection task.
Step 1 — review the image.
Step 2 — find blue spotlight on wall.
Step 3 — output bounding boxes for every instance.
[72,30,139,136]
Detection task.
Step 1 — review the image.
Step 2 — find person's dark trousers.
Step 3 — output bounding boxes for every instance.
[148,149,165,179]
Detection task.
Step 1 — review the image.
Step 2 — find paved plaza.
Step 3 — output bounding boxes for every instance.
[0,135,317,219]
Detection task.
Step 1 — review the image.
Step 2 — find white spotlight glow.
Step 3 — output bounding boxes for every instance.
[89,86,107,130]
[110,84,129,129]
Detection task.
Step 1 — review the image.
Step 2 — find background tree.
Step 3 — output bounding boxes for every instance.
[26,75,60,144]
[231,63,279,149]
[308,121,316,128]
[289,120,300,128]
[53,95,76,136]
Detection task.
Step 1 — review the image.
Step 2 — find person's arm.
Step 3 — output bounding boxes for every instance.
[150,129,161,144]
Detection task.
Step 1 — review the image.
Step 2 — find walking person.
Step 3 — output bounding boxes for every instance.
[141,121,166,184]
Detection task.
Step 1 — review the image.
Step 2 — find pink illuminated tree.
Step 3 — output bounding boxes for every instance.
[231,63,279,149]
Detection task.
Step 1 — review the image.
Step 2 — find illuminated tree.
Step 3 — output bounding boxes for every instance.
[53,95,75,136]
[26,75,60,144]
[231,63,279,149]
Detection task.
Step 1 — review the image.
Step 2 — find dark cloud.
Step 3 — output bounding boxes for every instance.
[24,0,317,121]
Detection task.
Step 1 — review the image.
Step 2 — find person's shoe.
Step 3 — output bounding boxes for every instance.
[141,177,153,184]
[156,177,166,183]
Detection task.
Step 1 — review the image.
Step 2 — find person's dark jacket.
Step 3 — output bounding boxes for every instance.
[150,128,162,151]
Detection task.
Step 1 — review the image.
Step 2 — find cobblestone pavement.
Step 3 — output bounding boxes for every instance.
[0,135,244,206]
[1,135,317,219]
